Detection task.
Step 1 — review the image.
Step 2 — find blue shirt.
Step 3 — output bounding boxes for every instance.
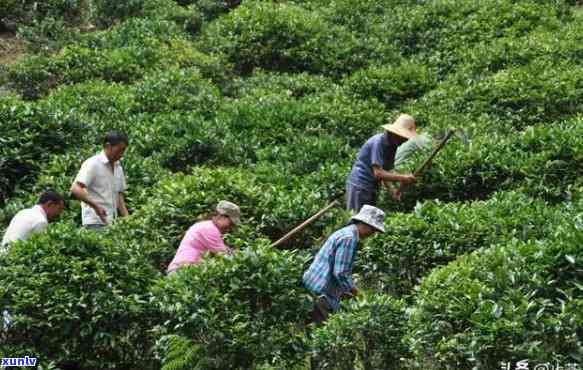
[348,133,397,191]
[303,225,359,311]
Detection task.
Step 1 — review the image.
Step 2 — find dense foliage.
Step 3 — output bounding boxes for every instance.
[152,244,312,368]
[0,224,160,369]
[1,0,582,369]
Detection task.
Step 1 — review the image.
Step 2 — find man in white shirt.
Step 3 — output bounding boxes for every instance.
[70,132,129,230]
[1,191,64,333]
[1,191,65,252]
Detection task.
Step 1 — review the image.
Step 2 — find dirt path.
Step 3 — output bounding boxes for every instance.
[0,32,24,66]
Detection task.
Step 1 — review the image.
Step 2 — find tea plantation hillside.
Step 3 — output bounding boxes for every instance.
[1,0,582,369]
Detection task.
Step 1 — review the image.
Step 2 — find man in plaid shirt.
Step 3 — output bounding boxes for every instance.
[303,205,386,323]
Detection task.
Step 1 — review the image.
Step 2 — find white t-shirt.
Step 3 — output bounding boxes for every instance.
[1,205,49,251]
[74,151,127,226]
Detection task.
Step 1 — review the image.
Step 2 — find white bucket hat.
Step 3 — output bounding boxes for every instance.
[351,205,386,233]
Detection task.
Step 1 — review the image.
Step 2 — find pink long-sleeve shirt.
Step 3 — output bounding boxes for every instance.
[167,220,230,273]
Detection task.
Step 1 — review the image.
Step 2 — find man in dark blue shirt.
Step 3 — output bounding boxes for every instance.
[346,114,419,212]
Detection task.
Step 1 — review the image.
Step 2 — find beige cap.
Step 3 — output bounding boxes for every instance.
[382,114,418,140]
[216,200,241,225]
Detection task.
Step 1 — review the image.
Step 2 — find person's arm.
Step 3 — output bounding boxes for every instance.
[31,220,49,234]
[369,136,416,186]
[332,237,357,296]
[372,165,415,185]
[71,160,106,219]
[116,166,128,218]
[70,182,107,223]
[382,179,402,201]
[117,193,129,218]
[201,229,232,255]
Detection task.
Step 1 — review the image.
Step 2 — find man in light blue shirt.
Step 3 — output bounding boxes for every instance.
[346,114,419,212]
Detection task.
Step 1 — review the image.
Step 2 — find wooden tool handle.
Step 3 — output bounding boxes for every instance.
[270,199,339,248]
[413,129,455,176]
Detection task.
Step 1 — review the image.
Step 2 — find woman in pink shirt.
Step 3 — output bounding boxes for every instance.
[167,201,241,274]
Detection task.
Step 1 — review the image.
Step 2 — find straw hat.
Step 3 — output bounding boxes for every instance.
[216,200,241,225]
[382,114,418,140]
[351,205,386,233]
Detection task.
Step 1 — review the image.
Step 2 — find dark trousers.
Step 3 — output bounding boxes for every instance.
[345,182,377,213]
[310,296,332,325]
[308,296,333,369]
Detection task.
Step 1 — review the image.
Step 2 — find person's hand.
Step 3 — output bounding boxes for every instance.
[93,205,108,223]
[341,287,359,300]
[399,173,416,185]
[340,292,352,300]
[390,186,401,201]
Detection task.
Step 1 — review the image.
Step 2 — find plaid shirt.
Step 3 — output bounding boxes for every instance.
[303,225,359,311]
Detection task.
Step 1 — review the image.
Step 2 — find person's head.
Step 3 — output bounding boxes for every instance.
[382,114,418,147]
[212,200,241,234]
[103,131,129,163]
[350,205,386,240]
[38,191,65,221]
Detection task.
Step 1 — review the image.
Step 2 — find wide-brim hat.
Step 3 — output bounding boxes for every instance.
[382,113,418,140]
[351,205,386,233]
[216,200,241,226]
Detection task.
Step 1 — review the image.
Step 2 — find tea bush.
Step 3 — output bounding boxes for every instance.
[255,182,348,249]
[373,0,568,75]
[404,64,583,140]
[0,149,93,229]
[131,68,221,116]
[17,17,79,54]
[124,113,224,172]
[199,1,385,77]
[215,88,386,156]
[151,244,312,368]
[176,0,242,22]
[358,191,564,295]
[6,17,203,99]
[255,134,353,176]
[0,97,85,204]
[92,0,192,28]
[311,293,409,369]
[47,80,135,121]
[394,118,583,208]
[452,61,583,130]
[0,224,161,369]
[343,62,435,109]
[408,216,583,368]
[0,0,87,29]
[451,21,583,78]
[314,0,390,32]
[6,55,60,100]
[3,0,583,366]
[111,164,353,269]
[300,89,389,146]
[93,0,149,27]
[108,167,264,270]
[92,16,183,48]
[230,70,335,99]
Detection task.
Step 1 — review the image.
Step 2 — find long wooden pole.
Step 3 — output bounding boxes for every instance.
[395,129,455,194]
[414,129,455,176]
[270,199,340,248]
[270,130,456,248]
